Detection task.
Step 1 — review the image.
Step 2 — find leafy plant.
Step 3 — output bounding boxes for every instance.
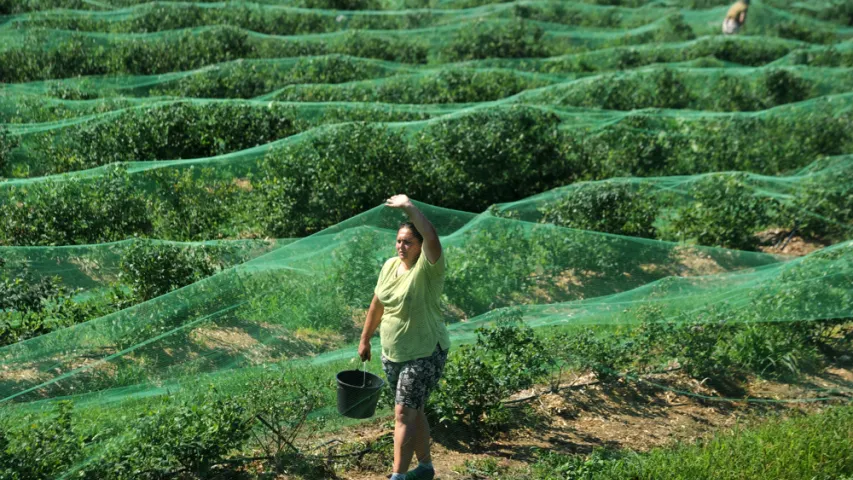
[147,166,245,241]
[530,448,621,480]
[791,165,853,240]
[727,323,821,379]
[444,221,536,315]
[0,127,18,176]
[430,309,552,441]
[257,122,413,237]
[241,374,333,477]
[553,327,634,382]
[539,182,658,238]
[0,165,152,246]
[28,102,305,174]
[119,241,232,301]
[331,229,387,309]
[664,173,779,250]
[0,401,84,480]
[441,20,547,61]
[415,106,569,211]
[85,392,252,479]
[758,69,811,107]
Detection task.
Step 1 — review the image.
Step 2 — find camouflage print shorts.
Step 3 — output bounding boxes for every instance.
[381,344,448,410]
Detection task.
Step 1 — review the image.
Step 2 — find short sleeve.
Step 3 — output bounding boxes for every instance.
[421,251,445,281]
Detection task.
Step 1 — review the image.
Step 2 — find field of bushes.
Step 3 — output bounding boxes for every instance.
[1,0,852,478]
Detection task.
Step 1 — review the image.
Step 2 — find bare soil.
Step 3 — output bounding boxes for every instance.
[330,366,853,480]
[756,228,825,256]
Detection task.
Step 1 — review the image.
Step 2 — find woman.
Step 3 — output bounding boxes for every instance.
[359,194,451,480]
[722,0,749,34]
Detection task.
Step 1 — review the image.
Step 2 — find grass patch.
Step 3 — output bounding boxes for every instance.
[485,405,853,480]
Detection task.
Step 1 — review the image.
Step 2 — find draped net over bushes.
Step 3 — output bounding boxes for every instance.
[0,187,851,475]
[1,0,853,477]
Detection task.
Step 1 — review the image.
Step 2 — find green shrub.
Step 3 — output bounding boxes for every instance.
[274,68,550,104]
[457,457,510,478]
[0,259,132,345]
[292,0,380,9]
[30,102,305,174]
[554,327,635,382]
[84,393,252,479]
[727,323,821,379]
[106,26,254,76]
[240,375,333,476]
[774,22,837,44]
[430,310,552,441]
[441,20,548,61]
[652,14,696,43]
[415,106,569,211]
[758,69,812,107]
[0,27,427,83]
[664,173,779,250]
[14,3,431,34]
[539,183,658,237]
[0,0,89,14]
[710,75,766,111]
[331,229,387,309]
[806,1,853,26]
[328,30,427,64]
[580,113,852,179]
[119,241,232,301]
[540,38,794,74]
[0,127,17,176]
[549,67,815,112]
[789,45,853,67]
[512,3,633,28]
[560,68,693,110]
[147,166,247,241]
[152,56,391,98]
[794,168,853,240]
[692,37,794,67]
[629,304,734,380]
[257,122,413,237]
[0,401,84,480]
[445,221,538,315]
[744,247,853,357]
[240,268,354,333]
[0,262,64,313]
[0,165,151,246]
[529,448,621,480]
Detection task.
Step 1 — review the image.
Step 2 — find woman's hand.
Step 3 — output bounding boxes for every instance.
[385,194,413,210]
[358,339,372,362]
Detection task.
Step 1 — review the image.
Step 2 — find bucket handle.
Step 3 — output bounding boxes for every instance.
[356,359,367,388]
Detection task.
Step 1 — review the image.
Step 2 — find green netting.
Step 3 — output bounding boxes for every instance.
[1,0,852,478]
[0,195,839,398]
[0,195,850,476]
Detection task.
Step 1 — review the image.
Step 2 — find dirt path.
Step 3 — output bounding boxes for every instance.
[334,367,853,480]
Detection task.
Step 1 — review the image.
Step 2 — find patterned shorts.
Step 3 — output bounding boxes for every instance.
[381,344,448,410]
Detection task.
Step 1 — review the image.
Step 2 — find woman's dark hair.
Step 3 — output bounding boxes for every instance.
[398,221,423,243]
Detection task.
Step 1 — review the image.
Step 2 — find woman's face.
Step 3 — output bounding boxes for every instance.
[396,228,422,264]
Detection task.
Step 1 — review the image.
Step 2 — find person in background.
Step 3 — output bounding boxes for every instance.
[359,194,451,480]
[723,0,750,34]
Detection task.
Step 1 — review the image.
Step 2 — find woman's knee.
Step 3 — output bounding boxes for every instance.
[394,404,419,424]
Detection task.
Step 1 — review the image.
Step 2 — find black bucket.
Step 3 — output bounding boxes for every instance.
[336,368,385,419]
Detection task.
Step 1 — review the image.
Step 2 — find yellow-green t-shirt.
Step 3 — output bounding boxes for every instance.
[375,251,451,363]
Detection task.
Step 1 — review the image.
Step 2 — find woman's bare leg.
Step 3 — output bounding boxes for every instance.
[393,404,419,473]
[414,408,431,464]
